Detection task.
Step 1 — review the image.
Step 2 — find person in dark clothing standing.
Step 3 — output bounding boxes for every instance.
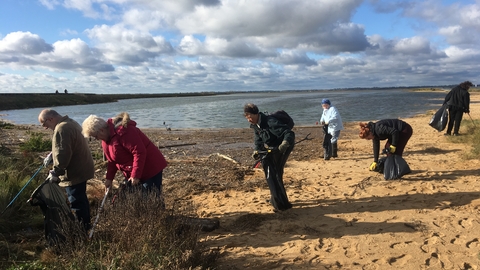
[244,103,294,212]
[359,119,413,171]
[443,81,473,136]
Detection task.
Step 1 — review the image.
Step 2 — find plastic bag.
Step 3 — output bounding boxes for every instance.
[322,124,332,149]
[429,104,448,132]
[383,155,411,180]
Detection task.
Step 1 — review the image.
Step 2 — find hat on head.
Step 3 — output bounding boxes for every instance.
[321,99,331,105]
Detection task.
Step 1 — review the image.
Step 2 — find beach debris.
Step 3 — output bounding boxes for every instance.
[209,153,239,164]
[158,142,197,148]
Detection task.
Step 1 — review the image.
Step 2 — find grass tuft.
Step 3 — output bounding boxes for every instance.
[19,132,51,153]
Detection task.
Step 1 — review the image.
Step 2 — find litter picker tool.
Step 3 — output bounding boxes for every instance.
[468,113,477,128]
[1,164,44,216]
[88,187,110,239]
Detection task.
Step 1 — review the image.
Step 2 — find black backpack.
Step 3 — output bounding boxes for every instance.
[268,110,295,129]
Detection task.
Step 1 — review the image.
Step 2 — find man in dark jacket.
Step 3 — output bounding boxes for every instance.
[443,81,473,136]
[244,103,294,212]
[359,119,413,171]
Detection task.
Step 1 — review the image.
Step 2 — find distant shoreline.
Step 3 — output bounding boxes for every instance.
[0,87,457,111]
[0,92,221,111]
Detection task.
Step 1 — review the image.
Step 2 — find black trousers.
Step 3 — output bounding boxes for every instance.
[261,144,294,211]
[446,106,464,134]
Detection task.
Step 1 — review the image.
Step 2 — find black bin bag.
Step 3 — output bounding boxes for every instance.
[28,181,75,247]
[429,104,448,132]
[383,155,411,180]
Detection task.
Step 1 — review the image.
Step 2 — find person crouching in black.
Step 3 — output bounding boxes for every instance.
[359,119,413,172]
[244,103,294,212]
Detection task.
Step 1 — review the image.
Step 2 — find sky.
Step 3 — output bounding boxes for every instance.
[0,0,479,94]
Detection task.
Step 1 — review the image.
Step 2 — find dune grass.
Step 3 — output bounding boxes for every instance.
[444,117,480,159]
[0,122,219,269]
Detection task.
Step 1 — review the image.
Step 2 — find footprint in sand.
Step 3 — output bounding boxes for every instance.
[466,238,479,249]
[387,254,412,267]
[316,238,335,253]
[389,241,414,249]
[420,236,441,254]
[342,243,359,259]
[424,252,445,268]
[459,217,474,228]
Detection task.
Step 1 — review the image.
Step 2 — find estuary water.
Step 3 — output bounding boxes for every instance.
[0,89,446,129]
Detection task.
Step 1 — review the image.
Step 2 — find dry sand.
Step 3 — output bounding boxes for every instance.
[180,94,480,269]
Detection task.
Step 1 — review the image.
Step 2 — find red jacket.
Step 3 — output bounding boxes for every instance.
[103,118,167,181]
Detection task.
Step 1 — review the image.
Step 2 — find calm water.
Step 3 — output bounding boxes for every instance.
[0,89,445,129]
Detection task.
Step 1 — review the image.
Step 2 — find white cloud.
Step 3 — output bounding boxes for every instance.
[0,32,53,55]
[1,0,480,93]
[85,24,174,65]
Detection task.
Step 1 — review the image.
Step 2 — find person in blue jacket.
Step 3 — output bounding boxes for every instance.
[359,119,413,171]
[320,99,343,160]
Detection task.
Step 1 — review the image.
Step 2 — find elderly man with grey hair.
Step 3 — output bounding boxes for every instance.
[38,109,95,232]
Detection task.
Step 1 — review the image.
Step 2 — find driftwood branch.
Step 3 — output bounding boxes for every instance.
[209,153,239,164]
[158,142,197,148]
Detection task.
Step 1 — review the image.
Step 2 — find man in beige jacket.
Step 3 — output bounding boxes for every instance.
[38,109,95,232]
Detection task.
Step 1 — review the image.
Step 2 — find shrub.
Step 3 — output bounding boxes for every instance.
[0,121,14,129]
[19,132,51,152]
[41,191,219,269]
[446,118,480,159]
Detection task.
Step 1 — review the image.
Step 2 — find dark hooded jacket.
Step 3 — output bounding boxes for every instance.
[368,119,408,162]
[103,113,167,181]
[251,112,295,151]
[444,85,470,113]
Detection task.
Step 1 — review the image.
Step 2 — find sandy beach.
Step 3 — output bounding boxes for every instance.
[153,93,480,269]
[3,93,480,269]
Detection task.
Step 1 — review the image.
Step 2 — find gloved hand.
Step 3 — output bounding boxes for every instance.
[278,141,290,153]
[43,152,53,167]
[46,170,60,183]
[389,145,396,154]
[104,179,113,190]
[369,162,377,171]
[252,150,260,160]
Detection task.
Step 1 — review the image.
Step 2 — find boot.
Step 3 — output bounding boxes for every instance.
[332,143,338,158]
[324,144,331,160]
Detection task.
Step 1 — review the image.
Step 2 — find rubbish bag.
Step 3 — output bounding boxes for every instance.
[28,181,75,247]
[429,104,448,132]
[376,157,387,174]
[383,155,411,180]
[322,124,332,149]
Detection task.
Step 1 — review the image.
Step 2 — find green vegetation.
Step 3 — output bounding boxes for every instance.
[19,132,51,152]
[0,123,219,269]
[445,118,480,159]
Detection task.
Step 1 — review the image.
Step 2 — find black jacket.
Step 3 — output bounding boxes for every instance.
[251,112,295,150]
[369,119,408,162]
[444,85,470,113]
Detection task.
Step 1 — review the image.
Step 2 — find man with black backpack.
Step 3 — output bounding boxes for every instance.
[243,103,294,212]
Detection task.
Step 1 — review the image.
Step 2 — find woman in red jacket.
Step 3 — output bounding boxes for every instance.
[82,112,167,196]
